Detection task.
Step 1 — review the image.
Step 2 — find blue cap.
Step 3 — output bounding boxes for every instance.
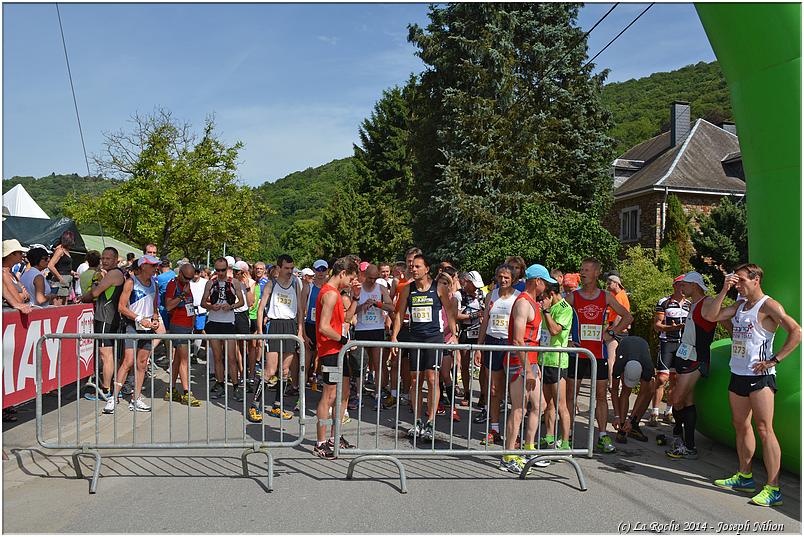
[524,263,557,283]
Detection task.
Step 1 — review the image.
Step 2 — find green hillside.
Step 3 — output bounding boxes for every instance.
[251,157,359,263]
[601,60,733,154]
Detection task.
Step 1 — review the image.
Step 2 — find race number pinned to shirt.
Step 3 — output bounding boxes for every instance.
[309,307,316,322]
[579,324,602,342]
[342,322,351,339]
[277,292,293,306]
[184,303,195,317]
[411,306,433,323]
[676,342,693,360]
[362,307,379,324]
[731,333,749,361]
[540,329,551,347]
[491,313,509,330]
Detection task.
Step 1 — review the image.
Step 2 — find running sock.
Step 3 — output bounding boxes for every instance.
[672,407,684,437]
[683,405,697,449]
[651,407,659,416]
[599,431,608,439]
[442,383,454,403]
[524,443,536,451]
[491,422,499,432]
[738,471,753,479]
[391,390,397,397]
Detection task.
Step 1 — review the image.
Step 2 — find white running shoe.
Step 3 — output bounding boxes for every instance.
[128,395,151,412]
[102,398,115,414]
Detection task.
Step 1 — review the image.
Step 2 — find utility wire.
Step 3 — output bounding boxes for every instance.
[542,3,619,80]
[56,4,106,246]
[487,4,619,131]
[583,3,654,70]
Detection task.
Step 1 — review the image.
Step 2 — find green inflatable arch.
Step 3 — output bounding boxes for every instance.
[694,4,801,473]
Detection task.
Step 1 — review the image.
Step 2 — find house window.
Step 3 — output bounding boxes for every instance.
[620,206,640,242]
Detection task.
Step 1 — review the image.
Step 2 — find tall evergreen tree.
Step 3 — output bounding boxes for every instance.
[350,79,418,261]
[408,3,615,261]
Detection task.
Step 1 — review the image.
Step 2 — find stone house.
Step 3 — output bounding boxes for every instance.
[605,101,746,251]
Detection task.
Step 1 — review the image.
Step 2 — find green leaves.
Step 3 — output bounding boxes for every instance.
[64,111,261,261]
[408,3,615,262]
[463,202,620,282]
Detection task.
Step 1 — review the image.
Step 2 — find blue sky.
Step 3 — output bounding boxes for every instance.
[3,3,715,186]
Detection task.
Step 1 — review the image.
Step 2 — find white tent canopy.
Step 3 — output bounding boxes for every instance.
[2,184,50,219]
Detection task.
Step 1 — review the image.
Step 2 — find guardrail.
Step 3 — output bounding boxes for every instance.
[331,340,597,493]
[35,333,307,493]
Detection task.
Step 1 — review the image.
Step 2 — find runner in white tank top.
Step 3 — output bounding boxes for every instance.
[356,281,386,331]
[485,287,521,340]
[730,295,775,376]
[703,263,801,504]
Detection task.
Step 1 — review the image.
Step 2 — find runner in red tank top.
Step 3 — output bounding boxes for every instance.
[500,264,556,475]
[314,256,359,459]
[565,257,633,454]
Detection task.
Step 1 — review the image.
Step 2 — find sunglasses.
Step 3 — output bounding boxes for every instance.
[314,266,328,272]
[215,267,227,273]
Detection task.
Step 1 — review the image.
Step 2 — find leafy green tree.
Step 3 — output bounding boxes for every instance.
[659,194,694,275]
[278,219,325,268]
[462,202,620,282]
[617,247,675,354]
[64,110,263,260]
[408,3,615,262]
[691,195,748,289]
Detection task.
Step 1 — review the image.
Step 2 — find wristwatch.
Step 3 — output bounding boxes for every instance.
[769,355,780,365]
[607,329,617,338]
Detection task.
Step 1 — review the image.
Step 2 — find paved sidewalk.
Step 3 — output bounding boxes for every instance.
[3,364,800,533]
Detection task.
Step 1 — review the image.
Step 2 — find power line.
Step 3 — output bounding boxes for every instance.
[583,3,654,70]
[56,4,106,246]
[542,3,619,80]
[487,4,620,132]
[56,4,90,178]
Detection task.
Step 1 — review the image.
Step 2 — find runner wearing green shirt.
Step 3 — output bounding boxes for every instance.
[539,283,572,450]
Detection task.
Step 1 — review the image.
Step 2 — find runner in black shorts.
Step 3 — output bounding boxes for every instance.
[391,254,458,441]
[651,276,689,425]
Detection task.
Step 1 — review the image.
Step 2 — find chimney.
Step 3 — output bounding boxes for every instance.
[670,101,691,147]
[720,121,737,136]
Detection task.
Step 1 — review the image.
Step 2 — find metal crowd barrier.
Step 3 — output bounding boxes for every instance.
[35,333,307,493]
[331,341,597,493]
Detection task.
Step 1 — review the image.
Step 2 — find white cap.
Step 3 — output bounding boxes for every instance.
[377,278,389,288]
[225,255,236,269]
[622,360,643,388]
[464,270,484,288]
[301,267,314,277]
[234,260,249,272]
[681,271,708,292]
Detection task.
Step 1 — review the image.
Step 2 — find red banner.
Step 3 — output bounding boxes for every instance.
[2,303,95,408]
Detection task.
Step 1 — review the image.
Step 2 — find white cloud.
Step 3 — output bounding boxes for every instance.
[317,35,339,46]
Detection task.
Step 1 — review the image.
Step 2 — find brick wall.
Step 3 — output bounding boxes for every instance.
[606,191,733,253]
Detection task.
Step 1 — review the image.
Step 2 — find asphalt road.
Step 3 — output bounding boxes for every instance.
[3,364,800,533]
